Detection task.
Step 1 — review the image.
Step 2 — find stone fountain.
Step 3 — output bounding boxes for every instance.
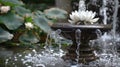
[51,0,112,64]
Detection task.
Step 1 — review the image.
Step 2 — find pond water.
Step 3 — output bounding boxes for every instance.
[0,45,69,67]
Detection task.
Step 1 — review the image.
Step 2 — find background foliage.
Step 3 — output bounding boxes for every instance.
[0,0,67,46]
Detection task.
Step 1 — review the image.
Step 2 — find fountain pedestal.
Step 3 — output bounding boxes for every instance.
[51,23,111,63]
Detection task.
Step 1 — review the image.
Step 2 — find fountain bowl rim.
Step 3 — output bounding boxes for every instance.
[51,23,112,30]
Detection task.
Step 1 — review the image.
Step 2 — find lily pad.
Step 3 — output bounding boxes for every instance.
[44,8,68,20]
[0,12,24,30]
[33,11,51,33]
[19,31,39,44]
[14,6,31,16]
[0,27,13,43]
[0,0,24,6]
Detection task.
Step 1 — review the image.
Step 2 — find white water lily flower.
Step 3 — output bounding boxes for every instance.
[68,10,99,24]
[0,6,10,13]
[68,10,80,24]
[25,22,34,29]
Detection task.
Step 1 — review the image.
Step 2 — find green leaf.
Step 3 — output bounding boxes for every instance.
[0,12,24,30]
[14,6,31,16]
[0,0,24,6]
[0,27,13,43]
[33,12,51,33]
[44,8,68,20]
[19,31,39,44]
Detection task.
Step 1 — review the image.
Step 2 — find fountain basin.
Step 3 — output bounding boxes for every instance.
[51,23,112,63]
[51,23,111,30]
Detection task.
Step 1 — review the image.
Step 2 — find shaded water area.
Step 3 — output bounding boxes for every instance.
[0,46,70,67]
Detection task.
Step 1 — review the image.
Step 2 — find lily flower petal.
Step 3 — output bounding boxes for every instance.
[89,18,99,24]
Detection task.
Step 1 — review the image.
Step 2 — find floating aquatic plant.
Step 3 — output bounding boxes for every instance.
[68,10,99,25]
[68,0,99,25]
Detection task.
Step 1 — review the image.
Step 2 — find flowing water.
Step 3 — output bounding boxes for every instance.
[75,29,81,66]
[88,0,120,67]
[100,0,107,25]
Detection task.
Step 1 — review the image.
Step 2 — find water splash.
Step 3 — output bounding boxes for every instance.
[112,0,119,40]
[96,29,102,38]
[27,30,66,66]
[75,29,81,66]
[78,0,86,11]
[100,0,108,25]
[54,29,62,55]
[23,49,64,67]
